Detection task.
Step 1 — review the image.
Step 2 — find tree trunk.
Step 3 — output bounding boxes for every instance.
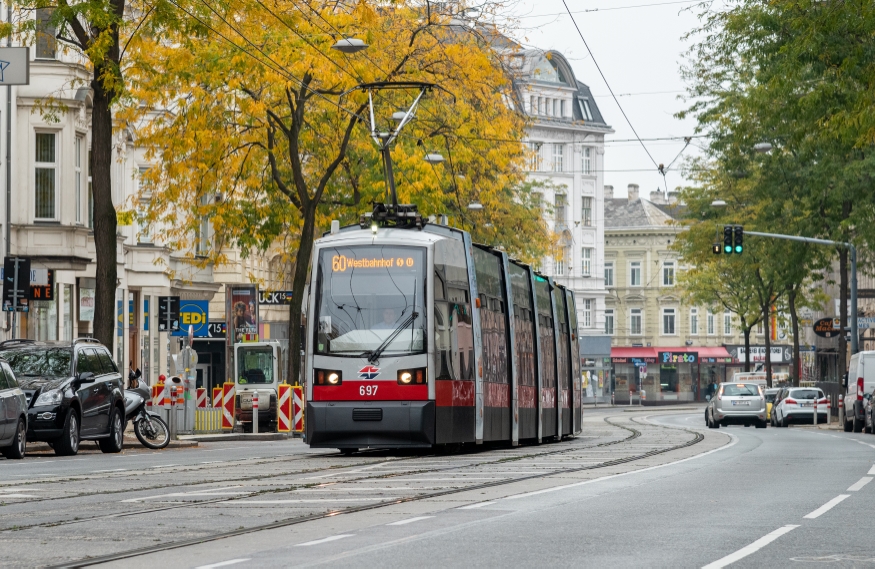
[838,245,848,382]
[789,288,800,387]
[743,326,751,373]
[288,206,317,388]
[763,302,773,387]
[90,69,118,347]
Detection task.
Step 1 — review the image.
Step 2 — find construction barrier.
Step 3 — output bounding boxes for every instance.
[222,381,236,430]
[196,387,207,408]
[277,383,292,433]
[213,387,223,408]
[292,385,304,432]
[195,408,223,433]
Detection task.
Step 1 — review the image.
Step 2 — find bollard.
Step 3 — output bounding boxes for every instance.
[629,389,632,407]
[252,391,259,435]
[814,396,818,426]
[611,392,615,406]
[169,386,178,439]
[641,390,646,406]
[828,396,832,425]
[839,398,844,427]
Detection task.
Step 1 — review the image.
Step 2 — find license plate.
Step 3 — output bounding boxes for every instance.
[732,401,750,406]
[241,393,253,410]
[800,402,812,407]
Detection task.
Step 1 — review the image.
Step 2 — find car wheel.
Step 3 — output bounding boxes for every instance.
[755,420,767,429]
[99,407,124,453]
[844,415,854,432]
[705,409,710,427]
[865,418,872,434]
[54,408,80,456]
[707,410,716,429]
[1,418,26,459]
[781,415,788,428]
[854,414,864,433]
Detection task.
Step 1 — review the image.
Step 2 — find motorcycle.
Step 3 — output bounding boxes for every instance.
[126,370,170,450]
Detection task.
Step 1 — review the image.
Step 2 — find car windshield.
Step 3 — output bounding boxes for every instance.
[236,347,274,384]
[790,389,822,400]
[1,348,72,377]
[723,384,761,397]
[315,245,426,356]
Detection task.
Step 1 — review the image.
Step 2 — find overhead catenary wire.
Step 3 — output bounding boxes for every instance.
[521,0,700,18]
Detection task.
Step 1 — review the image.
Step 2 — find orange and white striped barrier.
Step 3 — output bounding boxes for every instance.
[196,387,207,408]
[292,385,304,432]
[213,387,223,408]
[277,383,292,433]
[162,382,172,408]
[222,381,235,430]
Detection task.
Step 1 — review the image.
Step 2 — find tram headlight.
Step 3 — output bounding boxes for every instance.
[398,368,427,385]
[315,369,342,386]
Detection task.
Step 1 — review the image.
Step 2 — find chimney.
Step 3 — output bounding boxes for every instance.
[650,189,665,204]
[668,191,680,204]
[604,185,614,199]
[627,184,639,202]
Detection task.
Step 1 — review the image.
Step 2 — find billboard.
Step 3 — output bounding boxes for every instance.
[228,285,258,343]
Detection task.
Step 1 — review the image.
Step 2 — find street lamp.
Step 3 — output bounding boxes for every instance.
[424,152,445,164]
[711,199,727,207]
[754,142,773,154]
[468,201,484,211]
[331,38,368,53]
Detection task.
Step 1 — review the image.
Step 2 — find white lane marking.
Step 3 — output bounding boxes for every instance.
[199,446,249,452]
[387,516,433,526]
[93,469,128,473]
[701,525,799,569]
[295,535,354,547]
[804,495,850,519]
[848,477,872,491]
[868,465,875,475]
[121,486,245,503]
[150,464,178,468]
[856,440,875,449]
[504,430,739,501]
[235,498,398,504]
[0,494,38,498]
[194,559,251,569]
[357,478,506,482]
[459,501,495,509]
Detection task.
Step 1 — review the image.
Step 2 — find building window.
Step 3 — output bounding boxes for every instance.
[724,313,732,336]
[662,308,676,335]
[630,261,641,286]
[578,97,593,121]
[581,147,592,175]
[554,193,567,229]
[757,321,764,335]
[137,167,152,244]
[581,196,592,226]
[87,148,93,228]
[530,95,536,115]
[630,308,642,335]
[35,132,57,220]
[582,299,592,328]
[560,99,566,117]
[552,143,564,172]
[663,261,675,286]
[581,248,592,277]
[538,97,543,114]
[690,308,699,336]
[528,142,542,171]
[554,256,565,276]
[36,8,56,60]
[707,311,715,335]
[75,135,83,224]
[605,309,614,335]
[604,262,614,287]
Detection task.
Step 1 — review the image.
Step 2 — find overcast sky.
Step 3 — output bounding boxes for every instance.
[503,0,712,198]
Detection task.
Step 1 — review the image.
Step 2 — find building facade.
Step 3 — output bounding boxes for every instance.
[604,185,790,403]
[510,49,612,337]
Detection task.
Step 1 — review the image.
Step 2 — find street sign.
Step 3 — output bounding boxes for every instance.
[813,318,840,338]
[857,317,875,329]
[171,300,208,337]
[207,322,227,338]
[2,257,29,312]
[157,296,180,332]
[0,48,29,85]
[258,290,294,305]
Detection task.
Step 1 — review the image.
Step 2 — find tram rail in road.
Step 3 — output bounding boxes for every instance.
[5,411,711,569]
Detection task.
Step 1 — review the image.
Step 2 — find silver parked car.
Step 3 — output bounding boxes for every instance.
[705,382,767,429]
[0,357,27,459]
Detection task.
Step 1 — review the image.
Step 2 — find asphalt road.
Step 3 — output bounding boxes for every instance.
[107,412,875,569]
[6,408,875,568]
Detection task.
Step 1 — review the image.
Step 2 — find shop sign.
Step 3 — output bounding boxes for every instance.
[701,357,733,363]
[171,300,209,337]
[813,318,840,338]
[258,290,293,305]
[660,351,698,364]
[729,345,791,364]
[207,322,227,339]
[611,356,656,364]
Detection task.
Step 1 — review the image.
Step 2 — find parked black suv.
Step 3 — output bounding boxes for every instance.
[0,338,125,455]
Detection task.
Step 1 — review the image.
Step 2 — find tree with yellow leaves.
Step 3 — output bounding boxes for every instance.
[124,0,547,383]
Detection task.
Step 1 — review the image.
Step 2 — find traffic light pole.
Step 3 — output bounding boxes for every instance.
[745,231,858,355]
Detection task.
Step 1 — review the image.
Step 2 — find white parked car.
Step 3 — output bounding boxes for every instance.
[773,387,828,427]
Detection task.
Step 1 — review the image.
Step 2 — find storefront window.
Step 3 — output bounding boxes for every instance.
[27,298,58,341]
[62,284,73,340]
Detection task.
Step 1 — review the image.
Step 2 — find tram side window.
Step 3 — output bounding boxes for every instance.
[473,247,509,385]
[555,288,570,391]
[509,263,536,388]
[536,279,556,389]
[434,238,474,380]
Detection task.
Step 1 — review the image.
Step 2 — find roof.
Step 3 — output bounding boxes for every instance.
[604,198,678,230]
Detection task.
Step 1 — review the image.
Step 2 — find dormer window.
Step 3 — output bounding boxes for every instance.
[578,98,593,121]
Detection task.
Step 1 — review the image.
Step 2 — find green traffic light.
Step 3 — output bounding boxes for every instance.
[724,245,732,254]
[735,245,743,253]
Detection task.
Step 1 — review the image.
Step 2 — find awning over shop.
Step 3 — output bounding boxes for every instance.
[611,347,659,363]
[695,346,733,363]
[610,346,733,364]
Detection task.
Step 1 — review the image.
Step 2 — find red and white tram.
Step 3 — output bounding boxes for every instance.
[304,219,582,451]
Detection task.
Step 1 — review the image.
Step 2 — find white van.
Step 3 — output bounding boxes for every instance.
[842,351,875,432]
[731,372,768,389]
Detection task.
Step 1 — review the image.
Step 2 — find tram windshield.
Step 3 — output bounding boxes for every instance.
[315,245,427,357]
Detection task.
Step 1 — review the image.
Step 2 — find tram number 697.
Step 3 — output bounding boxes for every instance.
[359,385,379,396]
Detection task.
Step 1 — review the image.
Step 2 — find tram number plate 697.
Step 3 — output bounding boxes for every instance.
[359,385,379,396]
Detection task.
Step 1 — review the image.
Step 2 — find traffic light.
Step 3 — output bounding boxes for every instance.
[723,225,733,254]
[733,225,744,253]
[712,243,721,255]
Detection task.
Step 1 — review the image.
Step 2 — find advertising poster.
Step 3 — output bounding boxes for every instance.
[230,285,258,342]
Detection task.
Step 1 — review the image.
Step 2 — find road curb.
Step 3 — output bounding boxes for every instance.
[178,432,291,442]
[27,438,199,453]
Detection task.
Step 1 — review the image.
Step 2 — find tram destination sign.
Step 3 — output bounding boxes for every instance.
[331,254,417,272]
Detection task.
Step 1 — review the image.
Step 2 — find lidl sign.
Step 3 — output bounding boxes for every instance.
[171,300,209,337]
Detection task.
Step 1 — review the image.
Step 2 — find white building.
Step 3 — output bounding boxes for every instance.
[511,49,613,335]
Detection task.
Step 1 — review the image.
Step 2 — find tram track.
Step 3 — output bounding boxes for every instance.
[45,413,707,568]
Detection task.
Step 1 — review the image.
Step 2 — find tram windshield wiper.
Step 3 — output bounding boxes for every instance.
[364,310,418,364]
